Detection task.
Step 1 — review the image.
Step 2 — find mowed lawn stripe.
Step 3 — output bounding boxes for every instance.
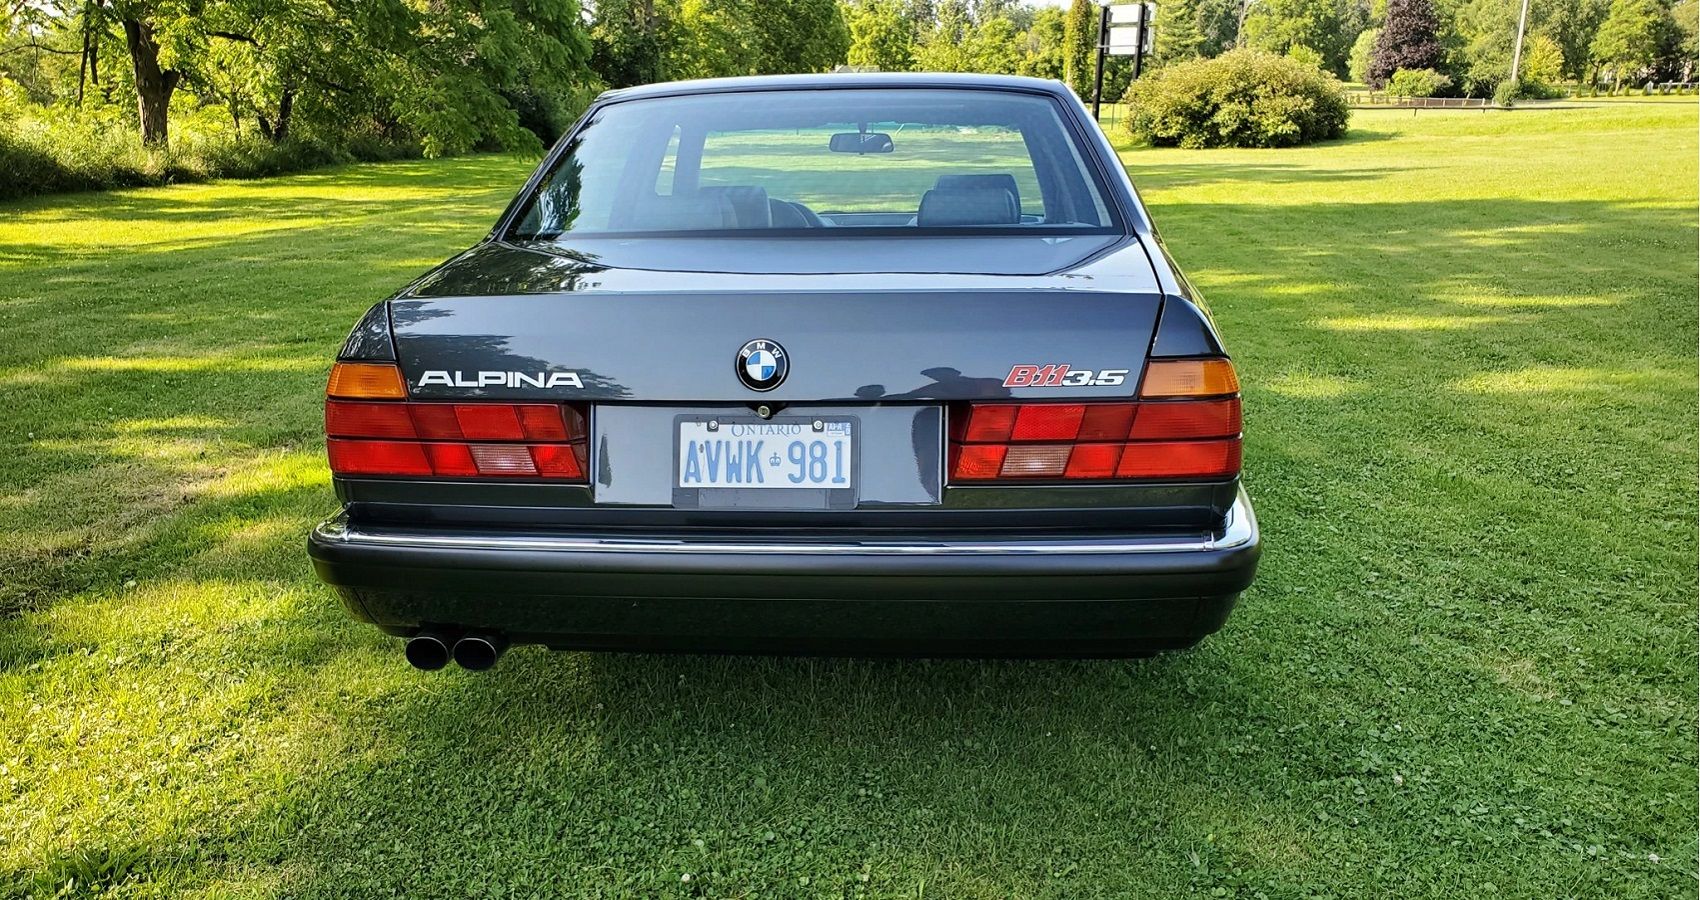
[0,103,1693,898]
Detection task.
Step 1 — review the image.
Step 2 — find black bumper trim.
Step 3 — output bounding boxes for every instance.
[307,490,1261,654]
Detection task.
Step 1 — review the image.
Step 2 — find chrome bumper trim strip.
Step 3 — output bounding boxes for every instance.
[316,488,1257,557]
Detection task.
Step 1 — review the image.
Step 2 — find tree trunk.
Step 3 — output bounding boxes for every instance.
[122,18,181,146]
[272,88,294,143]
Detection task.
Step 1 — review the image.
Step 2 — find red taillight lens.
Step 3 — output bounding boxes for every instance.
[326,439,434,477]
[1129,398,1241,440]
[324,395,587,481]
[1115,440,1241,479]
[1011,404,1086,441]
[950,357,1241,483]
[325,400,417,439]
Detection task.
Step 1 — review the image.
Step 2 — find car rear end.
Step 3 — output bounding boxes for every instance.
[306,76,1260,665]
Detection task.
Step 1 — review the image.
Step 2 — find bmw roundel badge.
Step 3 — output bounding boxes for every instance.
[736,339,788,392]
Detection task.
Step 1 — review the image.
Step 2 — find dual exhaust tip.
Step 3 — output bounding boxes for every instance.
[404,631,507,671]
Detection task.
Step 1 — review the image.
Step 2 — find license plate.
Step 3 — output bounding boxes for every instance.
[677,419,854,489]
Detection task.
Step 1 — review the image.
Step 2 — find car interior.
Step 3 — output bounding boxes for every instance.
[510,90,1116,237]
[620,174,1030,231]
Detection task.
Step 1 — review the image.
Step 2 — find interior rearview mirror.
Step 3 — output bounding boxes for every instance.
[829,132,895,154]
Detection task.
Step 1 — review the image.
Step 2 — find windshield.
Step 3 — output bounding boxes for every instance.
[508,88,1120,238]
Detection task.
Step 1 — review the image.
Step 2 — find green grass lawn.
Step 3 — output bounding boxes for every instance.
[1,103,1694,898]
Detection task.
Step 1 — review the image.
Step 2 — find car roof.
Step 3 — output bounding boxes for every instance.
[597,72,1074,104]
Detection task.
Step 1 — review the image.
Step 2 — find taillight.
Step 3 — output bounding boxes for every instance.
[326,361,407,399]
[949,357,1242,482]
[324,363,588,481]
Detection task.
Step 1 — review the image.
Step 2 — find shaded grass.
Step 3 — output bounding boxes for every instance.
[0,105,1694,897]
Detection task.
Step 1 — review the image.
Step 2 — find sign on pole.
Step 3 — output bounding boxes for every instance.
[1106,3,1156,56]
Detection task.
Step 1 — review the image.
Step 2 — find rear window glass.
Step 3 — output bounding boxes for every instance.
[510,88,1119,237]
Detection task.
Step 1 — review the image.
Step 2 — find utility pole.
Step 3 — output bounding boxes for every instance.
[1092,3,1110,119]
[1509,0,1531,83]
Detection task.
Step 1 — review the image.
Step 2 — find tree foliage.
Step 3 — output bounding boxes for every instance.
[5,0,594,153]
[1348,27,1379,81]
[1521,32,1567,84]
[1590,0,1668,81]
[848,0,917,70]
[1063,0,1095,96]
[1242,0,1354,75]
[1155,0,1241,62]
[673,0,849,78]
[1369,0,1446,86]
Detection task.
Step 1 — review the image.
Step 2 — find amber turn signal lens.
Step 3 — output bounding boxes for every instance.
[327,362,407,399]
[1139,358,1240,398]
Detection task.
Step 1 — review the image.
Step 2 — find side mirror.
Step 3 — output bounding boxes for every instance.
[829,132,895,154]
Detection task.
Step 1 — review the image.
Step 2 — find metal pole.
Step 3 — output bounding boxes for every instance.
[1509,0,1531,83]
[1133,3,1149,79]
[1092,3,1110,120]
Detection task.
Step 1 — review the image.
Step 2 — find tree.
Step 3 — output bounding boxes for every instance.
[590,0,674,87]
[913,0,973,70]
[1454,0,1525,93]
[1521,31,1566,83]
[1369,0,1446,86]
[967,15,1023,72]
[848,0,917,70]
[1017,6,1068,78]
[1154,0,1241,61]
[1590,0,1666,85]
[1348,26,1379,80]
[1544,0,1612,79]
[1063,0,1094,96]
[108,2,186,145]
[675,0,849,77]
[1157,0,1208,60]
[1242,0,1354,74]
[1672,0,1697,77]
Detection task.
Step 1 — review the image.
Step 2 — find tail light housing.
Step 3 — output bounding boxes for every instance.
[323,362,588,481]
[949,357,1242,483]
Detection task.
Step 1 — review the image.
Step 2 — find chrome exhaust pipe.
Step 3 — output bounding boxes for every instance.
[404,631,453,671]
[452,633,509,671]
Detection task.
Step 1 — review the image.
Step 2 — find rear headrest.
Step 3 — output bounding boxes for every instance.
[934,174,1021,213]
[918,187,1019,227]
[698,186,772,228]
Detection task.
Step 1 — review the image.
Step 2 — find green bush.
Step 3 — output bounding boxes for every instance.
[1122,49,1350,149]
[0,76,424,201]
[1387,68,1452,98]
[1493,78,1520,107]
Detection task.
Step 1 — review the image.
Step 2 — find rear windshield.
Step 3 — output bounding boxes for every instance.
[508,88,1120,238]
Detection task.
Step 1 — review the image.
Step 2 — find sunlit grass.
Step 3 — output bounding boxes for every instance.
[0,105,1694,897]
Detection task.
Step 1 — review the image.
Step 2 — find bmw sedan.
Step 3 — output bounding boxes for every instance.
[306,73,1261,670]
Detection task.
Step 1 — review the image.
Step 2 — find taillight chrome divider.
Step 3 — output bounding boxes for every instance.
[949,357,1243,483]
[323,362,589,482]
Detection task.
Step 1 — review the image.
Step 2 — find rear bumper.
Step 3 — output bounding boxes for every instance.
[308,489,1261,656]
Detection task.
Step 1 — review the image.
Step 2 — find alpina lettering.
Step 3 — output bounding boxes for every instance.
[418,370,585,389]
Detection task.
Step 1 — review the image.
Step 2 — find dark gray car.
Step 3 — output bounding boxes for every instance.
[307,73,1260,670]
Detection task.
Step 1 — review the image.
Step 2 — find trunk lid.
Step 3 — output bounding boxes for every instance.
[391,240,1164,403]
